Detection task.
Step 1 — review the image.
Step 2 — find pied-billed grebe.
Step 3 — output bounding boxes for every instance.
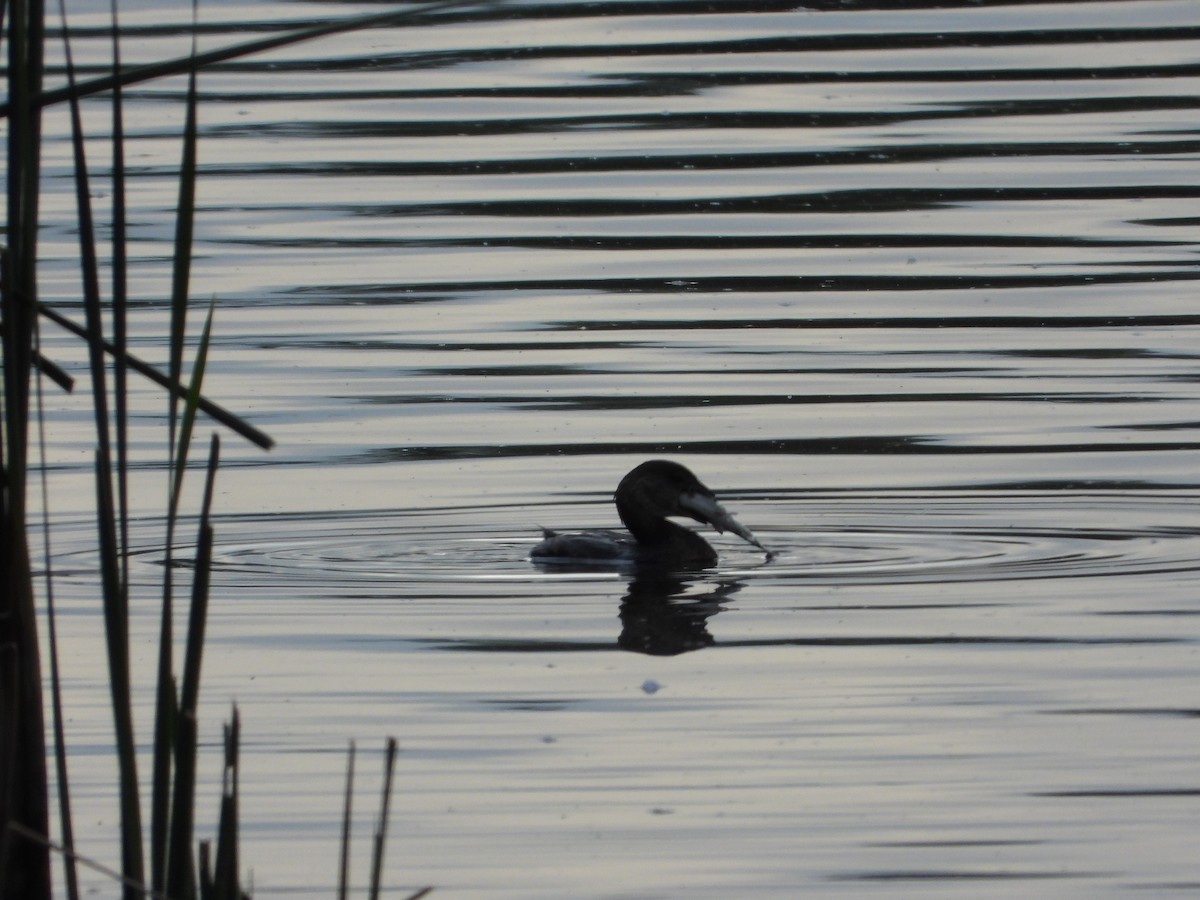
[531,460,771,567]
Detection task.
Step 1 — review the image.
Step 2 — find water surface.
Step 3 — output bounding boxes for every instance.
[34,0,1200,895]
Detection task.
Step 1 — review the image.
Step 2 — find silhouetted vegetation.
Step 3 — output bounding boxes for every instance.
[1,1,473,895]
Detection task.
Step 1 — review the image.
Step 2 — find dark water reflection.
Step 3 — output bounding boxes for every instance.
[35,0,1200,896]
[616,573,731,655]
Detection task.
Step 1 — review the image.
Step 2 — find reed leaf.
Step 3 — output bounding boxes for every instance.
[104,7,141,879]
[13,338,75,391]
[37,302,274,450]
[6,822,174,900]
[198,842,214,899]
[211,707,243,900]
[338,741,356,900]
[165,704,200,900]
[57,3,147,894]
[95,440,144,900]
[57,0,110,459]
[166,433,220,900]
[369,738,399,900]
[109,0,133,633]
[33,350,73,391]
[153,37,200,888]
[166,306,216,896]
[1,0,51,893]
[166,21,200,516]
[172,297,217,517]
[2,0,496,117]
[149,643,176,894]
[197,702,244,899]
[36,376,79,900]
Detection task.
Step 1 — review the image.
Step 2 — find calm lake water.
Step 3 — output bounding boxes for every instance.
[32,0,1200,896]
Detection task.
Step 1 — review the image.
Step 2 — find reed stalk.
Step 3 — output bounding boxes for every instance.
[55,4,146,894]
[0,0,51,893]
[339,742,357,900]
[370,739,400,900]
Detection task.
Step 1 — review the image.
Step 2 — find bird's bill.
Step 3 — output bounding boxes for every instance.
[678,491,772,558]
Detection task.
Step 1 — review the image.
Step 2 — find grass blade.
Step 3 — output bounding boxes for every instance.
[96,444,145,900]
[4,0,501,116]
[154,37,200,888]
[338,741,356,900]
[7,822,173,900]
[172,297,216,519]
[166,433,220,900]
[37,302,274,450]
[36,376,80,900]
[165,704,199,900]
[109,0,132,644]
[167,51,200,518]
[369,738,398,900]
[58,3,147,894]
[57,0,110,460]
[1,0,52,891]
[198,842,213,899]
[212,707,242,900]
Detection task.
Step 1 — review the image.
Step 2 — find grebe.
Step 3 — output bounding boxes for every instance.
[531,460,771,567]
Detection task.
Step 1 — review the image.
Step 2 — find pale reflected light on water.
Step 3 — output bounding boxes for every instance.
[33,0,1200,895]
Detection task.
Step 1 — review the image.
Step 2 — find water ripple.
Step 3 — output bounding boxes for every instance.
[76,491,1200,590]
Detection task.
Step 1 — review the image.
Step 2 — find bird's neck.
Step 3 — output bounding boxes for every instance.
[616,494,672,543]
[617,497,715,564]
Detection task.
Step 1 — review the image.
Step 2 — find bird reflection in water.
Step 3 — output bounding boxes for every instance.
[617,573,744,656]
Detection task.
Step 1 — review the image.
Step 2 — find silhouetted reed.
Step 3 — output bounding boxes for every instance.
[0,0,479,895]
